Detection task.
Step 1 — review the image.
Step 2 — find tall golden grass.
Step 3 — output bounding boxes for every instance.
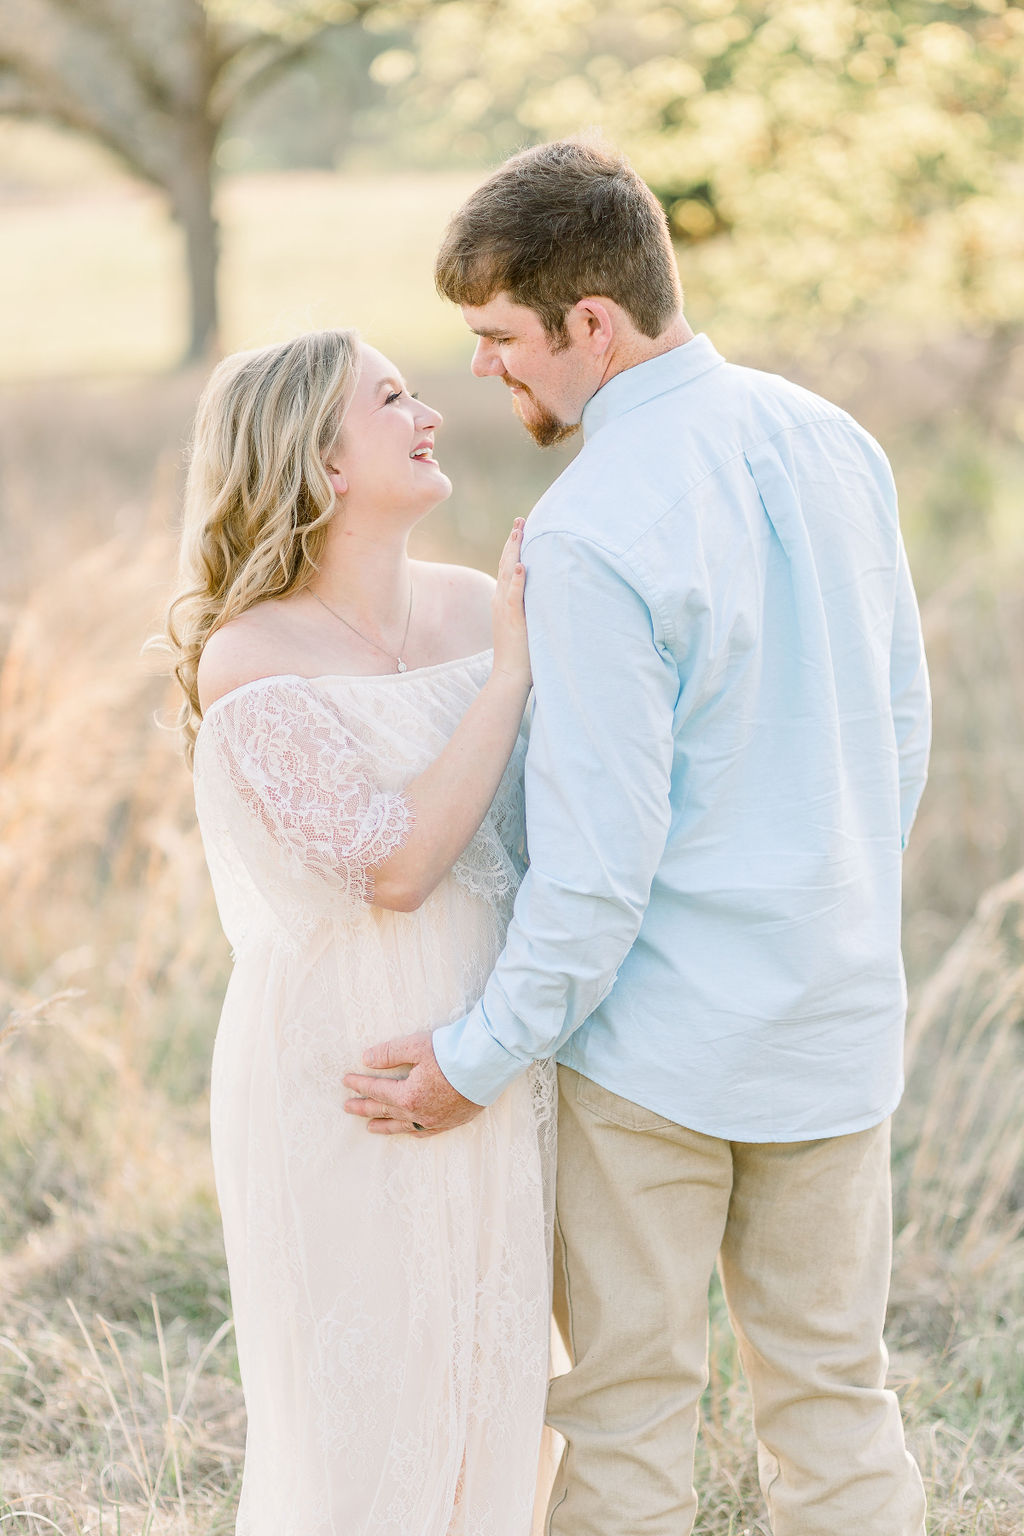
[0,373,1021,1535]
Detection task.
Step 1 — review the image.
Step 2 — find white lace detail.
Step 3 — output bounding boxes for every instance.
[196,677,415,910]
[450,742,527,910]
[194,656,555,1536]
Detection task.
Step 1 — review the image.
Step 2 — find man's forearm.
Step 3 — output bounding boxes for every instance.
[432,533,678,1103]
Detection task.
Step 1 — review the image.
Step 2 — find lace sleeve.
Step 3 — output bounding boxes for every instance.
[201,677,414,905]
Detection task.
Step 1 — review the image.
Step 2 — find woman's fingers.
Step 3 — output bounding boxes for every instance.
[496,523,527,629]
[498,519,524,568]
[497,520,525,589]
[491,519,530,683]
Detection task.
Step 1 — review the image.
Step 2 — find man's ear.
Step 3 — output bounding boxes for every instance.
[569,298,614,357]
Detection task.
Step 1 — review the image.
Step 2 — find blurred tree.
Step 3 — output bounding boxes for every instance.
[218,26,389,173]
[0,0,402,362]
[389,0,1024,430]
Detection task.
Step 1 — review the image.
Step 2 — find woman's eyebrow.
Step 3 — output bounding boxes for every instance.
[376,375,406,393]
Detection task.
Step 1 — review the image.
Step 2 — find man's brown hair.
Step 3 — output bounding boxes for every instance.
[434,139,682,345]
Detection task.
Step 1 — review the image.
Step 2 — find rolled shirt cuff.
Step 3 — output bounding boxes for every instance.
[432,1003,530,1106]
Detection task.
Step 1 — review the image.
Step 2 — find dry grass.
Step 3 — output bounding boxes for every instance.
[0,370,1021,1535]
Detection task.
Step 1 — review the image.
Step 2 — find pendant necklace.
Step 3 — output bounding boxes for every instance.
[310,582,414,673]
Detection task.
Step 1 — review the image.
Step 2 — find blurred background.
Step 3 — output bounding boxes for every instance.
[0,1,1022,1531]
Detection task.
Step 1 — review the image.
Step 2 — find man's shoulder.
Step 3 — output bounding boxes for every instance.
[524,358,881,553]
[721,361,893,484]
[713,358,893,470]
[523,434,675,557]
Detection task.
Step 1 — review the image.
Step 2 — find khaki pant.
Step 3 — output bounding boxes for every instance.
[546,1067,926,1536]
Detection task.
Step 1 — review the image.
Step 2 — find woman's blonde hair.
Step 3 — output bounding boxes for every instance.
[165,328,360,764]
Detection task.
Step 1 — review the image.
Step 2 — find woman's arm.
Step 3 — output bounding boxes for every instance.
[430,530,678,1105]
[371,521,531,911]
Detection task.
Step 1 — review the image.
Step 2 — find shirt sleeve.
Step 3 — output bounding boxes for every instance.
[890,529,931,848]
[202,678,414,904]
[432,530,679,1104]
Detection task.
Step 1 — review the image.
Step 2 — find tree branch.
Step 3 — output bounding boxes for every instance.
[0,63,158,186]
[0,0,195,187]
[210,29,327,125]
[0,71,53,118]
[210,0,424,124]
[43,0,203,116]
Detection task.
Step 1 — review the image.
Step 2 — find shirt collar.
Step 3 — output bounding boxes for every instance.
[581,333,725,442]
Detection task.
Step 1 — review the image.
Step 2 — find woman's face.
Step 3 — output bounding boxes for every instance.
[325,344,452,517]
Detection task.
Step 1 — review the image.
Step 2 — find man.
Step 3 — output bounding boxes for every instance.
[344,139,930,1535]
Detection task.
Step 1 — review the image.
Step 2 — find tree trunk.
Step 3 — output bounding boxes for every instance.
[170,136,219,366]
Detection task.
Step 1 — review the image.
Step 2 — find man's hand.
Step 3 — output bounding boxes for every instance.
[343,1031,484,1136]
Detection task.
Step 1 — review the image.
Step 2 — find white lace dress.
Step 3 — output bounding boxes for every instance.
[192,650,556,1536]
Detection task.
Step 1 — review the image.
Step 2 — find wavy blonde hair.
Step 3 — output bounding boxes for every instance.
[165,328,360,764]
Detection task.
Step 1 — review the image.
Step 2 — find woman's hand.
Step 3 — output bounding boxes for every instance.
[366,519,532,913]
[491,519,531,687]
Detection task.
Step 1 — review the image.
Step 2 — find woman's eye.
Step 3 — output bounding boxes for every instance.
[385,390,402,405]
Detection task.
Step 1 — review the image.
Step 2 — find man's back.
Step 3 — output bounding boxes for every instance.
[514,335,931,1138]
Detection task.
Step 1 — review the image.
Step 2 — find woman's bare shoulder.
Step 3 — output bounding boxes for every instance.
[417,558,496,595]
[197,605,294,713]
[414,559,496,654]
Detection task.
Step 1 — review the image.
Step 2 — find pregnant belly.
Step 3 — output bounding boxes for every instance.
[210,880,508,1181]
[216,876,507,1090]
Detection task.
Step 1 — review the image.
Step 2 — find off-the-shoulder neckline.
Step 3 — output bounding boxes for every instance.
[197,648,495,732]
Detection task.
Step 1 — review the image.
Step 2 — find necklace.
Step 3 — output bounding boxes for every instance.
[310,582,414,673]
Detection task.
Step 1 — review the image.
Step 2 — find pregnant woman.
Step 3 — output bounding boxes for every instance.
[166,329,555,1535]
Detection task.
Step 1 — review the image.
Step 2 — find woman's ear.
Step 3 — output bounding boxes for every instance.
[324,460,348,497]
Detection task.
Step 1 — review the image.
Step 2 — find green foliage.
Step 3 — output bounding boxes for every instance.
[388,0,1024,360]
[3,0,1021,374]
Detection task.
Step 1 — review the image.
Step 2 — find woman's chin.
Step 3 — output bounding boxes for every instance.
[421,469,454,506]
[385,470,454,520]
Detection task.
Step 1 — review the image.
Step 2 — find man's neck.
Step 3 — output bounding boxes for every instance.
[597,314,695,393]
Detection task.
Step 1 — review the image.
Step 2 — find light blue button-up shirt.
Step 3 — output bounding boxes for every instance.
[432,335,931,1140]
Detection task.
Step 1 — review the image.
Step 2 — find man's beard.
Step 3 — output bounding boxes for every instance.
[504,377,580,448]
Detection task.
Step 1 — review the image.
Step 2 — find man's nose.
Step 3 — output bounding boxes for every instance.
[471,337,502,378]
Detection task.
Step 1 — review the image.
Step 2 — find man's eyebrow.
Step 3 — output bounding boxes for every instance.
[469,326,512,338]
